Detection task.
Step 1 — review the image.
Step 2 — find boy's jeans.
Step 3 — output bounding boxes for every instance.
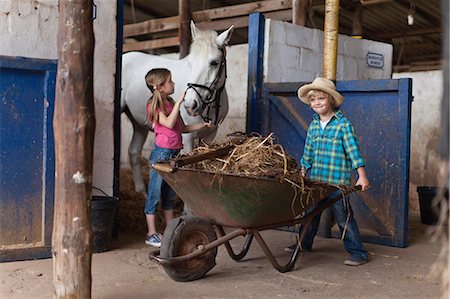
[301,191,369,260]
[144,145,179,215]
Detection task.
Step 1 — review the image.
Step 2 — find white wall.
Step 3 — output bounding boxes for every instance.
[0,0,117,197]
[393,71,443,187]
[264,19,393,82]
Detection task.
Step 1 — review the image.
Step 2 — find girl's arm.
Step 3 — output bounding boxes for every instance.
[158,93,185,129]
[182,120,214,133]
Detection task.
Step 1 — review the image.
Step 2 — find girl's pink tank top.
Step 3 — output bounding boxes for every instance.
[149,101,183,150]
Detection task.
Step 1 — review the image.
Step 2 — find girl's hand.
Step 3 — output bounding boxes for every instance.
[204,121,215,129]
[356,176,370,192]
[177,91,186,104]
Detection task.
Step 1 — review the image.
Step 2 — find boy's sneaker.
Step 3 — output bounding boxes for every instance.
[145,233,162,247]
[344,256,368,266]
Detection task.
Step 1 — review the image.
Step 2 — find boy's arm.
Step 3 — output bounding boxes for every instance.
[342,122,365,169]
[342,122,370,191]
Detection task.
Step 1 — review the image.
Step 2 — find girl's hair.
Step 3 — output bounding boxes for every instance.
[306,89,337,109]
[145,68,175,126]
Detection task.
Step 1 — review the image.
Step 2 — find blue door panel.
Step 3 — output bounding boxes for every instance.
[0,56,56,261]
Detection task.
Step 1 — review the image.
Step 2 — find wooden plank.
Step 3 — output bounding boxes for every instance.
[123,36,179,52]
[123,16,178,37]
[198,9,292,31]
[372,27,442,39]
[193,0,292,21]
[124,0,293,37]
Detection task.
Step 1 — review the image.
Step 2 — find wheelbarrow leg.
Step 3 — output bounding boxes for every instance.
[216,225,254,261]
[251,216,315,273]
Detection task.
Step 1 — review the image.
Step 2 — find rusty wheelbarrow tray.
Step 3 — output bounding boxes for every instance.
[149,163,359,282]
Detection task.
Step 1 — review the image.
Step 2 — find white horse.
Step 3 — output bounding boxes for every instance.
[121,22,234,193]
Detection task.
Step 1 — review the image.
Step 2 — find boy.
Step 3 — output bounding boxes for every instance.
[287,77,370,266]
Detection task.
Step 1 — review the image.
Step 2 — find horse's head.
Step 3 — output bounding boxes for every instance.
[184,22,234,118]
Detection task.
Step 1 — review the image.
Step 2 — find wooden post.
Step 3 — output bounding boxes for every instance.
[351,1,363,38]
[293,0,310,26]
[52,0,95,298]
[179,0,192,59]
[322,0,340,80]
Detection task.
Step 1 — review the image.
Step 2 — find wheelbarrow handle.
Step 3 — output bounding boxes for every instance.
[170,145,235,168]
[153,162,175,173]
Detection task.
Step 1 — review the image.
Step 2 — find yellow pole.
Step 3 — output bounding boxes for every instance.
[323,0,340,80]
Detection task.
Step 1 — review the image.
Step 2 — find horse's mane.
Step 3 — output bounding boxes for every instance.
[189,29,219,57]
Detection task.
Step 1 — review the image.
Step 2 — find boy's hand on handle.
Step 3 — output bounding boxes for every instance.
[356,166,370,192]
[356,176,370,192]
[300,167,306,178]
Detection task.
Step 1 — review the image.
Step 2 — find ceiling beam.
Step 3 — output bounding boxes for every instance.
[371,27,442,39]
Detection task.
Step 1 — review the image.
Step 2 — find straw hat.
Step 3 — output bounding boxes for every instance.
[297,77,344,106]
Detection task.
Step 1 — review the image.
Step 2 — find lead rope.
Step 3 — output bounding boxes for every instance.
[341,193,351,241]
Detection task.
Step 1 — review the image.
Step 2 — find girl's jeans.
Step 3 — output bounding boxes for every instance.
[301,191,369,260]
[144,145,179,215]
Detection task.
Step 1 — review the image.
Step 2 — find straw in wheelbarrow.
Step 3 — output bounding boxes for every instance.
[179,133,357,211]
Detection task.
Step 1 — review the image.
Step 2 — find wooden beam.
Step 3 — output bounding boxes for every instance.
[179,0,192,59]
[293,0,310,26]
[123,16,178,37]
[52,0,94,297]
[197,9,292,32]
[372,27,442,39]
[360,0,393,5]
[351,1,363,37]
[123,0,293,38]
[123,36,179,52]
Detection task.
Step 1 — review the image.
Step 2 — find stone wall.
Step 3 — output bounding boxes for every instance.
[0,0,117,196]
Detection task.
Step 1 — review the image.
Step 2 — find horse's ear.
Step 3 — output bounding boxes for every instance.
[190,21,198,39]
[216,25,234,47]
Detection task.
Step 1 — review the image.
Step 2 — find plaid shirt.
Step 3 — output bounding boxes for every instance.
[301,110,365,186]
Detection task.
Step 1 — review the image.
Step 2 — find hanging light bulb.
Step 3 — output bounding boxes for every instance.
[407,2,415,26]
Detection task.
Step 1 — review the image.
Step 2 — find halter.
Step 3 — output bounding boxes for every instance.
[186,47,227,125]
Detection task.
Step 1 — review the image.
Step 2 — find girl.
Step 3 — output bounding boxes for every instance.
[144,68,213,247]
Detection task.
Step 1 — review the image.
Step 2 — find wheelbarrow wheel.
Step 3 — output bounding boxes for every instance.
[160,216,217,282]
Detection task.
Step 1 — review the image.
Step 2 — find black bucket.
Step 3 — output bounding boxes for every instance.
[417,186,449,225]
[91,196,119,253]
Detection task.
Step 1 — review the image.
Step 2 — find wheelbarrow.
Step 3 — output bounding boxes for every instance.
[149,150,360,282]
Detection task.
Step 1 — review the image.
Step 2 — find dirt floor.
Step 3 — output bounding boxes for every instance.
[0,211,445,299]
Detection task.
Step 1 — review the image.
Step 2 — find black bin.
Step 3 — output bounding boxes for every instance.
[417,186,449,225]
[91,196,119,253]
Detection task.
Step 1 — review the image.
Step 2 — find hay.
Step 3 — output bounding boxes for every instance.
[180,133,355,199]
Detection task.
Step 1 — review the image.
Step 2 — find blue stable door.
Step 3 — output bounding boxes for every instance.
[0,56,56,261]
[255,80,412,248]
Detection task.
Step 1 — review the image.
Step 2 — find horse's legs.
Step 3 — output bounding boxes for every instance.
[181,132,195,154]
[129,123,149,194]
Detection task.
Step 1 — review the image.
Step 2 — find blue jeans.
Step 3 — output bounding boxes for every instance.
[144,145,179,215]
[301,191,368,260]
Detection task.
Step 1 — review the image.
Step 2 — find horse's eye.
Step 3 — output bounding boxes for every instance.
[210,60,219,66]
